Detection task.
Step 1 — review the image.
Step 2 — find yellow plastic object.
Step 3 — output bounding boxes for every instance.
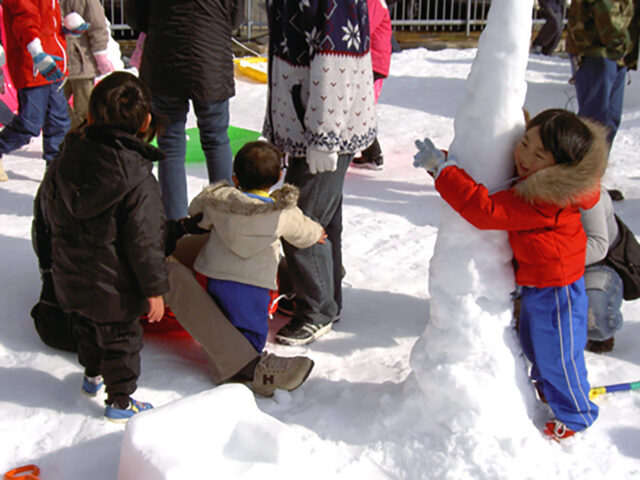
[233,56,268,83]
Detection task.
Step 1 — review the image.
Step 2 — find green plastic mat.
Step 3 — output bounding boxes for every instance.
[153,125,261,163]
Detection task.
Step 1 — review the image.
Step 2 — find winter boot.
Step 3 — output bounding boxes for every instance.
[81,374,104,396]
[246,352,314,397]
[543,419,575,441]
[104,398,153,423]
[586,337,614,354]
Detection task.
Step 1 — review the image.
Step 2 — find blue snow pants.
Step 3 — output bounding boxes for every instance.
[519,278,599,431]
[0,81,70,161]
[207,278,270,353]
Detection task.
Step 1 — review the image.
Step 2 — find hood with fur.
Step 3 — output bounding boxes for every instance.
[188,181,302,259]
[514,119,609,208]
[188,181,299,217]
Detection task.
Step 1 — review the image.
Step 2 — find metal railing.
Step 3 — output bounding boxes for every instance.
[101,0,567,40]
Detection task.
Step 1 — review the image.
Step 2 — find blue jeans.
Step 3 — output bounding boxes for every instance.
[572,55,626,145]
[0,82,70,161]
[585,264,623,341]
[152,96,233,219]
[281,154,352,325]
[519,278,598,431]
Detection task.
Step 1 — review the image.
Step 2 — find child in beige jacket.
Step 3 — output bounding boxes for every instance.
[188,141,325,352]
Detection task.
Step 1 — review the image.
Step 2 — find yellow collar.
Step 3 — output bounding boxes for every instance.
[245,188,271,199]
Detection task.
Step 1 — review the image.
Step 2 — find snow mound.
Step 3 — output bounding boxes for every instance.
[117,384,384,479]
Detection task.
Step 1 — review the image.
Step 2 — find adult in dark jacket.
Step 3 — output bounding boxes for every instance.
[125,0,244,219]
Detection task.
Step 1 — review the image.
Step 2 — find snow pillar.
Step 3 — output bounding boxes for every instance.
[408,0,541,472]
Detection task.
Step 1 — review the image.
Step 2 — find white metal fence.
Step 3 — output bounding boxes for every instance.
[101,0,567,40]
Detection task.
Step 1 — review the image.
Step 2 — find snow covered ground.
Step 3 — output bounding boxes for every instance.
[2,46,640,479]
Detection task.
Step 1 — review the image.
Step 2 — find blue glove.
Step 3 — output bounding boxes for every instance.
[62,22,90,36]
[413,138,446,175]
[63,13,90,36]
[32,52,64,81]
[27,39,64,82]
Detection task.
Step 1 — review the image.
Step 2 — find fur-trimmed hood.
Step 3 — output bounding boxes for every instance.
[188,181,300,216]
[514,119,609,208]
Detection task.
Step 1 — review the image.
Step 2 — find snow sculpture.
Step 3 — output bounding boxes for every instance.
[407,0,551,475]
[117,384,382,479]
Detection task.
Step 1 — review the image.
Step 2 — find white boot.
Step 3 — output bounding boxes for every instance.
[0,159,7,182]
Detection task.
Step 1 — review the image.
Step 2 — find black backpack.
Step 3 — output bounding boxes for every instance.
[604,214,640,301]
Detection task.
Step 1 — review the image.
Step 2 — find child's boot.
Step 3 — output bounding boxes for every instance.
[81,374,104,396]
[105,397,153,423]
[543,419,576,441]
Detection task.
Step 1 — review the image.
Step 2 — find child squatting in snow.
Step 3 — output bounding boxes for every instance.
[415,108,609,441]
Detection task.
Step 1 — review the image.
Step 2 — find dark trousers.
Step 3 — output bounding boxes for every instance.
[282,154,352,325]
[573,55,627,145]
[0,82,70,161]
[532,0,563,55]
[72,313,143,405]
[360,136,382,162]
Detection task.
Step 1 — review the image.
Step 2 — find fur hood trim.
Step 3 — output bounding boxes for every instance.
[189,181,300,216]
[514,119,609,207]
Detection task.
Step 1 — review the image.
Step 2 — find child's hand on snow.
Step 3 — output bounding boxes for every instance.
[413,138,446,176]
[147,296,165,323]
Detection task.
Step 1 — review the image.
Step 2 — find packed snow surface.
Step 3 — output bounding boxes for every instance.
[2,41,640,480]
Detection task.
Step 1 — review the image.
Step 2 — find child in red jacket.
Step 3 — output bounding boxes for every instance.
[0,0,71,175]
[417,109,609,441]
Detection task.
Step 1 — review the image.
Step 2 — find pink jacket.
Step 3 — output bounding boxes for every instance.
[367,0,392,77]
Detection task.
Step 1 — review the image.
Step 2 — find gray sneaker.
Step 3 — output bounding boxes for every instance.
[247,352,314,397]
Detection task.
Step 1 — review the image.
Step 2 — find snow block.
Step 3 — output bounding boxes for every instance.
[117,384,313,479]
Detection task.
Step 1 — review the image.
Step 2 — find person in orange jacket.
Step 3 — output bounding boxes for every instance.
[0,0,71,179]
[417,109,608,441]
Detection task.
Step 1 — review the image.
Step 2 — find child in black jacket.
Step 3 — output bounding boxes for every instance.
[36,72,168,422]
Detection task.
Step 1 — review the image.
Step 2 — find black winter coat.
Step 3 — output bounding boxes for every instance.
[37,126,169,323]
[125,0,244,103]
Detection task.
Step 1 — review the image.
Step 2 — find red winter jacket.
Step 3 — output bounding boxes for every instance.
[435,121,609,288]
[2,0,67,89]
[367,0,392,77]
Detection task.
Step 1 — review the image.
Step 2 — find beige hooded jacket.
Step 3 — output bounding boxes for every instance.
[188,182,323,290]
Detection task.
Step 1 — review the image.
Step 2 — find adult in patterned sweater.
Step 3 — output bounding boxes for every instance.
[264,0,377,346]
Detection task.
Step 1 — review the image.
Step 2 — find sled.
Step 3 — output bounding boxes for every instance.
[152,125,261,164]
[4,464,41,480]
[140,307,189,336]
[233,56,268,84]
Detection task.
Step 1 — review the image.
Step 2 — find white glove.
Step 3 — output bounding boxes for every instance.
[306,147,338,174]
[413,138,446,175]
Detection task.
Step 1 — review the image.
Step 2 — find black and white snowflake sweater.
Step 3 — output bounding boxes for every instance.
[263,0,378,157]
